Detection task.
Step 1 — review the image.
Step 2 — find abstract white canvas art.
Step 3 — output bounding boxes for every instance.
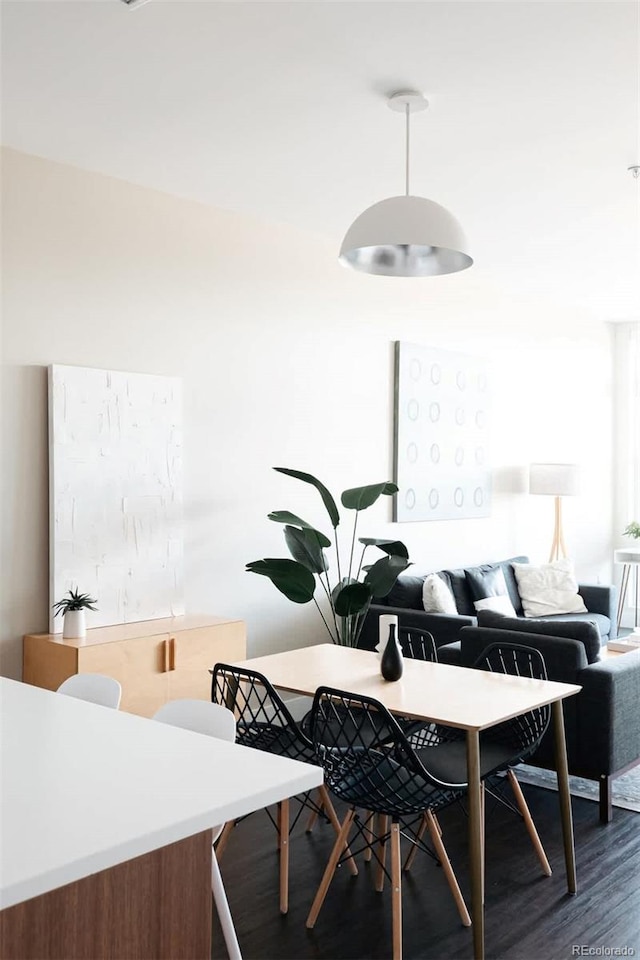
[49,365,184,632]
[394,342,492,522]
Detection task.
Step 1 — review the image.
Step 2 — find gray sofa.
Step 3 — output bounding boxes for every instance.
[358,555,616,651]
[438,614,640,823]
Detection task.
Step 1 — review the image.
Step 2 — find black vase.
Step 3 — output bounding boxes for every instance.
[381,624,403,682]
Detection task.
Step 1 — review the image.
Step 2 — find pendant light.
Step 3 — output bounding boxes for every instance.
[339,91,473,277]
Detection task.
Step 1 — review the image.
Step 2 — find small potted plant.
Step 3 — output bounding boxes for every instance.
[53,588,98,639]
[623,521,640,540]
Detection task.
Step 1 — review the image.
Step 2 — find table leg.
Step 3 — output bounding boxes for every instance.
[467,728,484,960]
[617,564,630,634]
[552,699,577,894]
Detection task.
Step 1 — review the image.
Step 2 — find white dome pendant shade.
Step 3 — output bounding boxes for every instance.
[339,92,473,278]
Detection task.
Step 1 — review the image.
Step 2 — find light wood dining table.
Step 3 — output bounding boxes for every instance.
[234,643,582,960]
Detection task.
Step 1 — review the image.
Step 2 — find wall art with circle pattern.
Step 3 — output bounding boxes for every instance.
[393,342,492,522]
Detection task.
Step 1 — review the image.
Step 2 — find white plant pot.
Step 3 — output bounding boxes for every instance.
[63,610,86,639]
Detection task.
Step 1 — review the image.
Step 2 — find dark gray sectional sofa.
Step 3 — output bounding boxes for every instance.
[359,555,616,651]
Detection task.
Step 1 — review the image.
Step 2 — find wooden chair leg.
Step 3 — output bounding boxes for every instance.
[279,798,290,914]
[215,820,235,860]
[507,769,552,876]
[375,814,389,892]
[426,810,471,927]
[306,808,320,833]
[306,809,356,929]
[390,822,403,960]
[363,811,374,862]
[403,813,427,872]
[317,784,358,876]
[306,787,324,833]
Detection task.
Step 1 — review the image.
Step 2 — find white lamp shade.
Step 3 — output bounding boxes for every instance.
[529,463,580,497]
[339,195,473,277]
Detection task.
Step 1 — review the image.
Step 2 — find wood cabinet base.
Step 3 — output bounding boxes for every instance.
[23,614,247,717]
[0,830,213,960]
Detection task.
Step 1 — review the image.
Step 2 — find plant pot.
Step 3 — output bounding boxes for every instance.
[63,610,86,639]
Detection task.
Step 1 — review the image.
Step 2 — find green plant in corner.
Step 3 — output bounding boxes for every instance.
[623,521,640,540]
[52,588,98,618]
[246,468,411,647]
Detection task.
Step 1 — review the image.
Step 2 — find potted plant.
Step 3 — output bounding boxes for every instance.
[623,521,640,540]
[53,588,98,639]
[247,468,411,647]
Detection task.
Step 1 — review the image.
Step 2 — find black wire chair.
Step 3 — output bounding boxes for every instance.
[406,642,554,879]
[210,663,358,914]
[472,642,553,877]
[397,626,438,663]
[394,627,442,748]
[305,686,472,960]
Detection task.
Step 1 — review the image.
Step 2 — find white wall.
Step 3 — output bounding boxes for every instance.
[1,148,614,678]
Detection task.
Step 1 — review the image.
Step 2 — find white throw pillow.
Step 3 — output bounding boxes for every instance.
[474,595,517,617]
[512,559,587,618]
[422,574,458,615]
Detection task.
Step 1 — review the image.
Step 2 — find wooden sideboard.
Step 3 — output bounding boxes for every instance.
[23,614,246,717]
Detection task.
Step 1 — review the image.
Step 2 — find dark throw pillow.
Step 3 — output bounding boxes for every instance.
[465,565,509,600]
[383,574,425,610]
[465,565,517,616]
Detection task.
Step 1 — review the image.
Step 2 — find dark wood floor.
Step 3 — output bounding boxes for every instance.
[212,785,640,960]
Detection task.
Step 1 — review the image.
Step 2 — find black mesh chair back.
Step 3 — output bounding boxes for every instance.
[309,686,465,818]
[398,627,438,662]
[473,642,551,762]
[392,627,440,747]
[211,662,316,764]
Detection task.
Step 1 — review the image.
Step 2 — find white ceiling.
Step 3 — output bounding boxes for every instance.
[2,0,639,317]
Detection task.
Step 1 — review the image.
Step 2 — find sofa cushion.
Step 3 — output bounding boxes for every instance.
[448,556,527,617]
[465,566,517,616]
[476,609,602,664]
[466,564,510,601]
[512,559,588,618]
[422,574,457,614]
[438,565,474,615]
[474,595,517,616]
[384,574,425,610]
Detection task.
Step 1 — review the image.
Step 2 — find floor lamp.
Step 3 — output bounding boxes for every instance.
[529,463,580,563]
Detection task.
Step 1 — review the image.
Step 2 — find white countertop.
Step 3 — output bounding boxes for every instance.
[0,678,322,910]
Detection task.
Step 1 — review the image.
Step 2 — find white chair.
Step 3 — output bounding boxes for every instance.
[56,673,122,709]
[152,699,242,960]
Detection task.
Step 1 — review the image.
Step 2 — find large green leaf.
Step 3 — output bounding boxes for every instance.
[358,537,409,559]
[330,577,356,604]
[246,559,316,604]
[284,526,329,575]
[273,468,340,528]
[334,581,372,617]
[341,482,398,512]
[364,555,412,598]
[268,512,331,547]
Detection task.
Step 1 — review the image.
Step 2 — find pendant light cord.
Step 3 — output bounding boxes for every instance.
[405,103,410,196]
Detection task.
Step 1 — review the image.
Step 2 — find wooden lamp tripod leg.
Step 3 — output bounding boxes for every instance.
[549,496,568,563]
